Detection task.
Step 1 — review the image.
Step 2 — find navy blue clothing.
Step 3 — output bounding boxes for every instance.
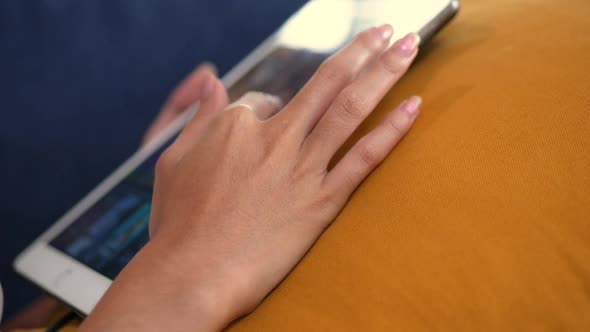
[0,0,306,317]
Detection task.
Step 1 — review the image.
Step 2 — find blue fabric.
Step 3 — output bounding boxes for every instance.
[0,0,307,317]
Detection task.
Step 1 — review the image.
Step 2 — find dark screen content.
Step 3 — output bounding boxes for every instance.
[50,47,330,279]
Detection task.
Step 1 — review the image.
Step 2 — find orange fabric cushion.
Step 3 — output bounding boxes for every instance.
[228,0,590,330]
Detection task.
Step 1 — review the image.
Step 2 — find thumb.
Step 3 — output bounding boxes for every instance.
[143,63,219,145]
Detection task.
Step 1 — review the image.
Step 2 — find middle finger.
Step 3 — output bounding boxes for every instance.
[302,32,420,168]
[277,25,394,137]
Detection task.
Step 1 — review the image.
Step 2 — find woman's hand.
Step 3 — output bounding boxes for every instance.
[80,25,421,331]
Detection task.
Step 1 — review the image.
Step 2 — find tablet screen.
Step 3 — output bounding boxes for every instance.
[49,47,330,279]
[50,143,167,279]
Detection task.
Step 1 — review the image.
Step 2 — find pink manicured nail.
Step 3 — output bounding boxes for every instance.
[200,74,215,101]
[401,96,422,115]
[393,33,421,57]
[375,24,394,41]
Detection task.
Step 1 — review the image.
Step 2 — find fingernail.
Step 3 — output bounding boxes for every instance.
[401,96,422,115]
[199,62,218,77]
[375,24,393,41]
[200,74,215,101]
[394,33,421,57]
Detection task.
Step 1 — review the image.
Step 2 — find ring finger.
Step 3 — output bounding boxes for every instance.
[303,32,421,167]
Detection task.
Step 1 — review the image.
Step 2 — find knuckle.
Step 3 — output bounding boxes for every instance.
[336,89,368,120]
[379,52,410,77]
[355,29,382,53]
[252,91,283,113]
[358,142,382,168]
[244,91,264,98]
[311,188,342,216]
[242,91,269,104]
[225,106,256,123]
[341,170,359,193]
[386,117,408,138]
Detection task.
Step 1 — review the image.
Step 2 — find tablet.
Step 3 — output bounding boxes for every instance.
[14,0,459,315]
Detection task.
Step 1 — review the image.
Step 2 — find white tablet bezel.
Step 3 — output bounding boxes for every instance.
[14,0,459,316]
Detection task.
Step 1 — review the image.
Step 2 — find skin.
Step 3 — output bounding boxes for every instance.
[76,24,422,331]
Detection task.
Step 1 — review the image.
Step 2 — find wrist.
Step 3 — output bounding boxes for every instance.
[81,238,237,331]
[139,236,244,330]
